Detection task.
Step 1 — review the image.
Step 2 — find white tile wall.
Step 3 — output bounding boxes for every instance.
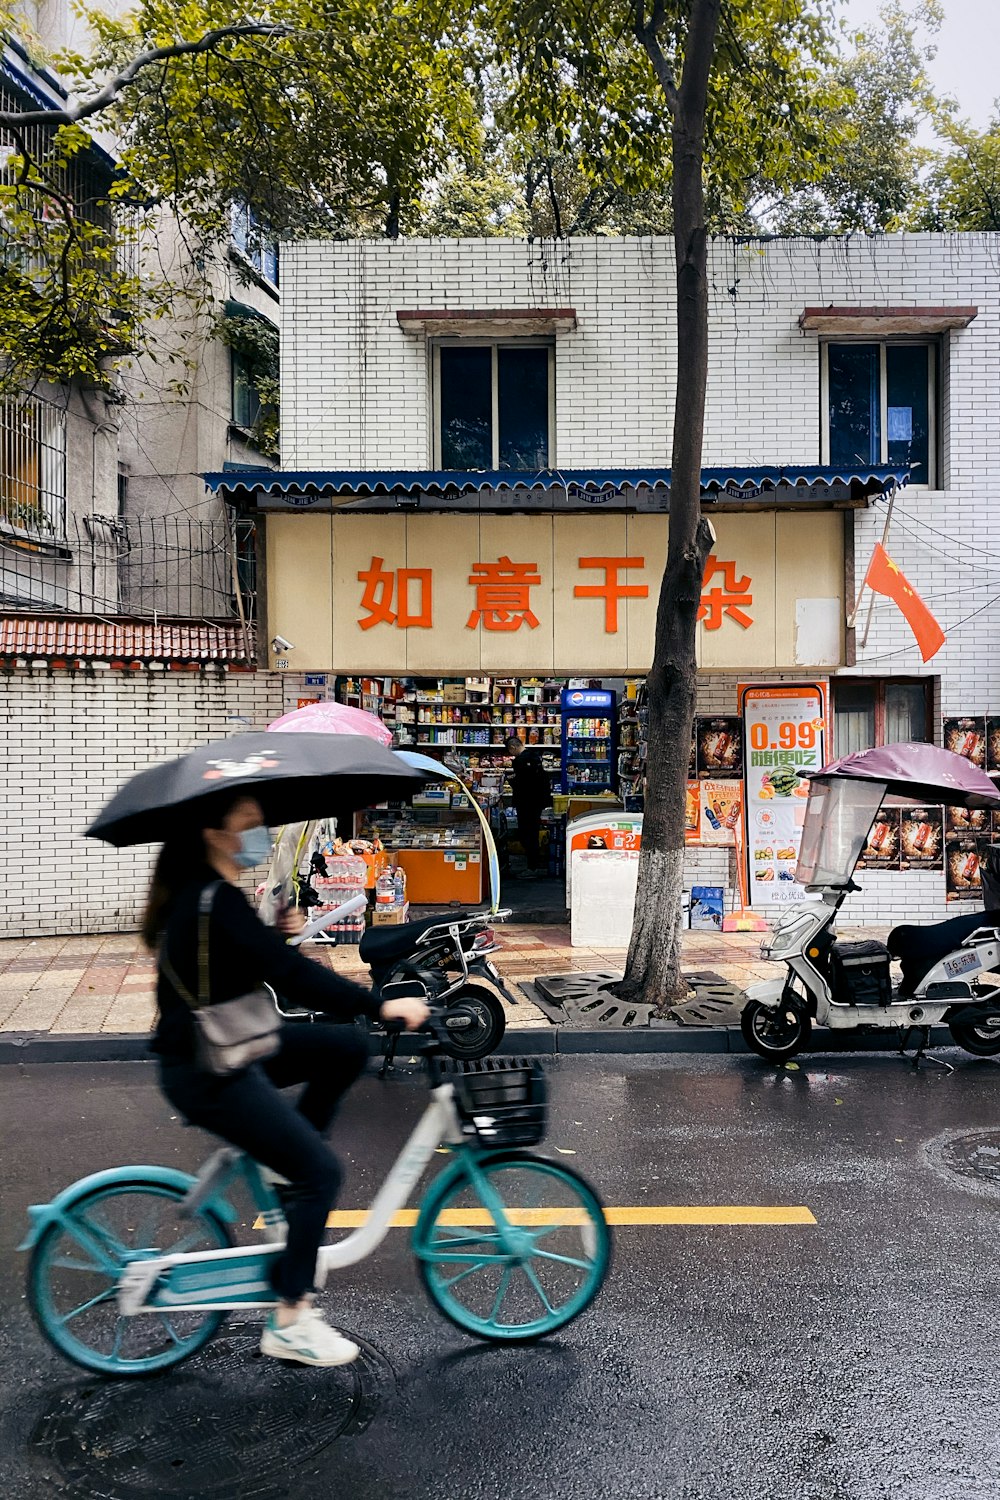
[0,670,290,937]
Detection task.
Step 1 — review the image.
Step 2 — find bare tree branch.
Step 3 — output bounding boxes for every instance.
[634,0,679,117]
[0,23,292,130]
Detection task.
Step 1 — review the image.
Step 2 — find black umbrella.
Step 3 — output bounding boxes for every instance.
[86,732,438,847]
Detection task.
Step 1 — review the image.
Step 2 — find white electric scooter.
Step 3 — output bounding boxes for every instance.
[741,743,1000,1066]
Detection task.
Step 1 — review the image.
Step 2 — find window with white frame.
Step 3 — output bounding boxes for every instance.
[434,341,553,470]
[822,341,937,487]
[0,394,67,542]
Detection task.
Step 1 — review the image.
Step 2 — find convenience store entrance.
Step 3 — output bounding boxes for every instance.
[328,673,636,919]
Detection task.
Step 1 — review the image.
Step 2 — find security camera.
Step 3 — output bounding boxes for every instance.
[271,635,295,653]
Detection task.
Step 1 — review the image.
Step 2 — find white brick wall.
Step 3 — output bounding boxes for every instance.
[0,670,292,937]
[281,233,1000,709]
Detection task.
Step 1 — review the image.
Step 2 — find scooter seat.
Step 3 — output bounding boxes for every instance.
[887,909,1000,995]
[358,910,486,968]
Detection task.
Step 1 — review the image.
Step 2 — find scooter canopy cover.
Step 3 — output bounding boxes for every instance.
[808,742,1000,811]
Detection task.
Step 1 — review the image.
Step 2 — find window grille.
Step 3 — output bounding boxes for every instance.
[0,394,67,541]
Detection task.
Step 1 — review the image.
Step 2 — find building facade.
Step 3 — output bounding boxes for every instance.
[213,233,1000,926]
[0,26,281,938]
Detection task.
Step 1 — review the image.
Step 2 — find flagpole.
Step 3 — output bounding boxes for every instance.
[847,482,898,645]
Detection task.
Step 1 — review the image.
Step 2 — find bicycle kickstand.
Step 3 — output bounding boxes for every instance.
[378,1028,400,1080]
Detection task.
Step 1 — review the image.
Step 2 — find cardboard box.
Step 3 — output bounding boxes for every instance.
[372,903,409,926]
[689,886,724,931]
[442,684,466,703]
[413,786,451,807]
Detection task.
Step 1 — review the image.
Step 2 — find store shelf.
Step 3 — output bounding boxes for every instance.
[413,722,560,731]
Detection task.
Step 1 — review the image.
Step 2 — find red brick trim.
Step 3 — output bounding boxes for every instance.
[800,305,977,332]
[398,307,576,322]
[397,307,577,334]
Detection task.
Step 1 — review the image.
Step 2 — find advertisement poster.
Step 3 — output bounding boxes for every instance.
[899,806,944,872]
[946,804,989,836]
[943,717,987,769]
[988,717,1000,774]
[857,808,901,870]
[739,683,827,906]
[700,780,742,847]
[697,717,743,777]
[946,836,983,901]
[685,781,701,846]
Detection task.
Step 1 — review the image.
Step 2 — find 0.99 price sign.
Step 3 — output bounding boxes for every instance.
[738,683,827,907]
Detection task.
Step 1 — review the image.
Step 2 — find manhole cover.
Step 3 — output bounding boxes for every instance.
[924,1128,1000,1197]
[33,1323,395,1500]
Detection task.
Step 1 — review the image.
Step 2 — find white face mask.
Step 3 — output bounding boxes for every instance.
[233,824,272,868]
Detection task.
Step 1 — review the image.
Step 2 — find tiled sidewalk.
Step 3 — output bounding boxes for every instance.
[0,924,788,1037]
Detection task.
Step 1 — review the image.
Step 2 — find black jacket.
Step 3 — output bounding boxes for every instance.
[508,748,550,814]
[153,868,380,1060]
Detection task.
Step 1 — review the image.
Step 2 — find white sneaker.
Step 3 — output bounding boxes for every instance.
[260,1306,360,1367]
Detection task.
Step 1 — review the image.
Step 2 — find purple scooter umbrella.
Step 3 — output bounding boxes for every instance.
[808,742,1000,810]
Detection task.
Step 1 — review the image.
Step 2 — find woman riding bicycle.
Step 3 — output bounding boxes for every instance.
[143,791,428,1367]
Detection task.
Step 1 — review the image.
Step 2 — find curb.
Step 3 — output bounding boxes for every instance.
[0,1023,954,1064]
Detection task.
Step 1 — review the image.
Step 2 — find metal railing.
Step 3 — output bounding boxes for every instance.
[0,511,257,622]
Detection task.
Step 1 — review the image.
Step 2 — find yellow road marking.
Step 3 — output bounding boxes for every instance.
[253,1205,816,1231]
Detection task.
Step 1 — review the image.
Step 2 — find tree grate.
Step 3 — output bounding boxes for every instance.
[533,969,744,1028]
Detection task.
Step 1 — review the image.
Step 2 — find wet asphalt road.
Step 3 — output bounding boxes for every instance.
[3,1050,1000,1500]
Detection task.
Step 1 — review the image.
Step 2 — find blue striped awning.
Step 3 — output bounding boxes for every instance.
[206,464,909,512]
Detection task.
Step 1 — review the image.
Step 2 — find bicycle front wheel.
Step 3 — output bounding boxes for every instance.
[30,1179,233,1377]
[413,1152,610,1342]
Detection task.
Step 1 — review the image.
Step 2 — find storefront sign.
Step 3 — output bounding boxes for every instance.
[739,683,828,907]
[267,512,845,673]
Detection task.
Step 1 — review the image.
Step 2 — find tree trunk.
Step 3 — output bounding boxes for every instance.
[617,0,721,1010]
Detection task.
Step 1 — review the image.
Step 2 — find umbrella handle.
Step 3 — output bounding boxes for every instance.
[289,892,368,947]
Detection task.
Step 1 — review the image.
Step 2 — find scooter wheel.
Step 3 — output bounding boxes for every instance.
[439,984,506,1061]
[948,1017,1000,1056]
[740,997,810,1063]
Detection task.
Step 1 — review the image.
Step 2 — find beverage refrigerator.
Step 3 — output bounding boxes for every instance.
[559,689,617,795]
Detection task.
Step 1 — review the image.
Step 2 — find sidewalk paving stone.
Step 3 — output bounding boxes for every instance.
[0,920,891,1042]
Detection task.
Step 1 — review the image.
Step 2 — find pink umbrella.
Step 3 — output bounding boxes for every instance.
[267,700,393,746]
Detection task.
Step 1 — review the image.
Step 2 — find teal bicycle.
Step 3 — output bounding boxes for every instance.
[21,1019,610,1377]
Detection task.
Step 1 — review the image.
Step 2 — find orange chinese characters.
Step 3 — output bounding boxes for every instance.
[574,557,649,633]
[358,557,432,630]
[466,556,541,632]
[698,556,753,630]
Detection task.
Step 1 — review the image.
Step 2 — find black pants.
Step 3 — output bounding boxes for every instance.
[159,1023,368,1302]
[515,805,543,870]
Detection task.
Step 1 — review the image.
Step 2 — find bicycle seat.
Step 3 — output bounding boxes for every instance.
[359,911,486,967]
[888,909,1000,995]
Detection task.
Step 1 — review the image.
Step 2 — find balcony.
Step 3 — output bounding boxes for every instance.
[0,510,257,646]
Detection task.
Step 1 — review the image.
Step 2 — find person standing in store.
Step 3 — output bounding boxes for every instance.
[505,736,550,877]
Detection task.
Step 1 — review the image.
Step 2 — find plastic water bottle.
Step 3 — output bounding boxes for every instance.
[393,868,406,905]
[375,870,395,906]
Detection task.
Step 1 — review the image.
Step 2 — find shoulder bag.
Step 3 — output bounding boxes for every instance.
[160,882,282,1075]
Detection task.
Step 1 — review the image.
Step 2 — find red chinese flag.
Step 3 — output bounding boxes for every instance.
[864,543,945,662]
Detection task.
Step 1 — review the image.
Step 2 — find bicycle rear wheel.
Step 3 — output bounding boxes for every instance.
[413,1151,610,1342]
[30,1179,233,1376]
